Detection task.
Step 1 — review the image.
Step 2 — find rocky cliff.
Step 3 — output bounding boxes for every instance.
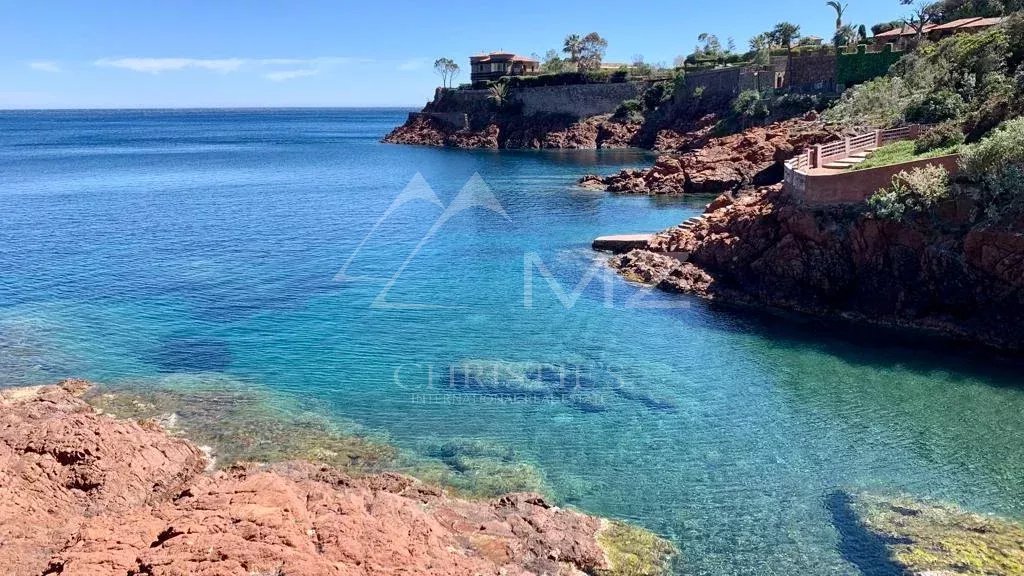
[579,117,840,195]
[0,380,674,576]
[383,112,642,150]
[612,184,1024,351]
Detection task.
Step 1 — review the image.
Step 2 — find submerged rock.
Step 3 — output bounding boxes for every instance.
[847,492,1024,576]
[0,380,676,576]
[84,375,397,474]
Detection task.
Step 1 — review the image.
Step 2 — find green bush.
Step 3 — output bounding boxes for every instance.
[613,99,644,122]
[731,90,770,127]
[868,164,951,220]
[915,122,966,153]
[824,76,913,127]
[906,90,966,124]
[641,82,673,111]
[827,25,1019,132]
[771,93,829,119]
[960,117,1024,219]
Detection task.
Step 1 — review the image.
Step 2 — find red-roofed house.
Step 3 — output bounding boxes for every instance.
[872,16,1005,48]
[469,52,540,83]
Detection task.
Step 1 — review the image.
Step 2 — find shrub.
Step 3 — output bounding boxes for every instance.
[959,117,1024,219]
[731,90,770,127]
[824,76,913,128]
[915,122,966,154]
[906,90,966,124]
[641,82,673,111]
[771,93,829,119]
[868,164,951,220]
[613,99,644,122]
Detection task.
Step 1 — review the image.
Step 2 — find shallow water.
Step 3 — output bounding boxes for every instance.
[2,109,1023,575]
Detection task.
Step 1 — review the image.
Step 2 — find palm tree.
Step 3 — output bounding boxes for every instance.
[771,22,801,55]
[826,1,848,31]
[833,24,861,47]
[488,82,509,108]
[563,34,583,69]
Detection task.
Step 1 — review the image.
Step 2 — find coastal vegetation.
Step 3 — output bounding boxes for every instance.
[867,163,952,219]
[826,12,1024,222]
[825,14,1024,136]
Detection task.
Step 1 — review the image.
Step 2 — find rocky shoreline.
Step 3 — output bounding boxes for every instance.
[611,183,1024,352]
[578,116,838,195]
[383,112,644,150]
[0,380,674,576]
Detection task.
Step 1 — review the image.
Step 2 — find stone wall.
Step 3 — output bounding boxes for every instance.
[513,82,647,118]
[425,88,493,116]
[786,49,837,93]
[680,67,770,98]
[423,83,646,121]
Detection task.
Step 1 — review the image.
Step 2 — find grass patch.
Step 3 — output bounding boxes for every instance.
[852,140,960,171]
[596,520,676,576]
[852,493,1024,576]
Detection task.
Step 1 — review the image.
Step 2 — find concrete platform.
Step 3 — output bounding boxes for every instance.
[592,234,654,254]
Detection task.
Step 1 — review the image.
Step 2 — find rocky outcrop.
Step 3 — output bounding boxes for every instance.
[384,113,641,150]
[382,115,501,148]
[846,492,1024,576]
[612,185,1024,351]
[0,381,674,576]
[580,119,839,195]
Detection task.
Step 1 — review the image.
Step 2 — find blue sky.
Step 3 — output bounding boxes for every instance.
[1,0,906,109]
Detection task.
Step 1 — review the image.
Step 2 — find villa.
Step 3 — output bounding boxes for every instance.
[873,16,1005,48]
[469,52,540,83]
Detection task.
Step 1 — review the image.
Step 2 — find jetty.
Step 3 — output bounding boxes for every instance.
[592,234,654,253]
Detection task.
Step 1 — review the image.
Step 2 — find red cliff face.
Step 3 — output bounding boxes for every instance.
[383,113,642,150]
[614,186,1024,350]
[581,119,840,195]
[0,381,671,576]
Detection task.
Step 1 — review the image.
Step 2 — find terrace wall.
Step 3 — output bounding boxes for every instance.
[785,154,961,206]
[514,82,647,117]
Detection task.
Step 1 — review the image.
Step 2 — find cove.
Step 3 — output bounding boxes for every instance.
[2,108,1024,575]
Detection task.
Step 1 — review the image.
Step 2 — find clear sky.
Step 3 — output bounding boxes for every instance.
[0,0,907,109]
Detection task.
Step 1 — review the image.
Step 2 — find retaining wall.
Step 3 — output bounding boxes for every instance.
[785,154,961,206]
[513,82,647,118]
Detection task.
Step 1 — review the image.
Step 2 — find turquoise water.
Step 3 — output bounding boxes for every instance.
[2,108,1024,575]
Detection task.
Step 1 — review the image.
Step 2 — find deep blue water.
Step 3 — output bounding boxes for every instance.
[2,108,1024,575]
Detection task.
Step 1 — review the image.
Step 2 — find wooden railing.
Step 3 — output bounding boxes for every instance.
[785,124,926,172]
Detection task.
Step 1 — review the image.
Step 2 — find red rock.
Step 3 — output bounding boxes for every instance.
[384,113,641,150]
[585,119,839,195]
[609,184,1024,350]
[0,382,671,576]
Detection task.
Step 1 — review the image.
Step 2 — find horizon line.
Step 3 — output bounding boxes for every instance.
[0,105,422,112]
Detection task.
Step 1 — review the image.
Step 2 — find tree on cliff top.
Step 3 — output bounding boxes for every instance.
[563,33,608,71]
[770,22,802,54]
[900,1,940,43]
[563,35,583,69]
[577,32,609,71]
[433,58,460,89]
